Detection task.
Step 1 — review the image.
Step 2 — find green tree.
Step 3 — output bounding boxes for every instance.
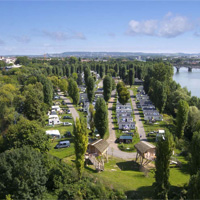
[68,78,79,105]
[72,72,78,81]
[77,73,82,85]
[43,78,53,107]
[149,79,167,113]
[73,118,88,179]
[112,78,116,90]
[128,68,135,87]
[185,106,200,140]
[154,131,174,200]
[69,56,78,64]
[103,75,112,102]
[59,79,68,92]
[0,146,47,199]
[89,104,95,133]
[117,81,125,94]
[15,56,30,66]
[73,81,80,106]
[176,100,189,139]
[100,64,105,78]
[48,76,61,90]
[23,83,45,121]
[121,66,126,81]
[84,67,90,86]
[187,170,200,199]
[94,98,108,138]
[0,60,6,68]
[4,117,50,152]
[87,76,95,103]
[189,131,200,175]
[118,87,130,105]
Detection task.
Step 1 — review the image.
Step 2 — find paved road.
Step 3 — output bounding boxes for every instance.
[58,92,79,122]
[129,90,147,141]
[107,90,137,159]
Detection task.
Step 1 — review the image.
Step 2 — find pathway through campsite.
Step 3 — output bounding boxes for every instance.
[58,92,79,122]
[107,90,137,159]
[129,89,147,141]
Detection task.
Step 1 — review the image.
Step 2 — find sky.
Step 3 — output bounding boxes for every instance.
[0,0,200,55]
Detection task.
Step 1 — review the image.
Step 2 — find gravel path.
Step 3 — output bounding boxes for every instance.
[58,92,79,122]
[129,89,147,141]
[107,90,137,159]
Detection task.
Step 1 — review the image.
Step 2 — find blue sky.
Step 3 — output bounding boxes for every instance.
[0,1,200,55]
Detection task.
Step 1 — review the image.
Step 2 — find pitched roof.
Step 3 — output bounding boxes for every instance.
[89,139,109,153]
[134,141,155,154]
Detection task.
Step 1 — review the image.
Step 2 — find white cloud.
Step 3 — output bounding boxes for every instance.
[43,30,86,41]
[128,19,158,36]
[127,13,193,38]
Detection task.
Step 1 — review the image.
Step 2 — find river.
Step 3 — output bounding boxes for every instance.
[173,67,200,98]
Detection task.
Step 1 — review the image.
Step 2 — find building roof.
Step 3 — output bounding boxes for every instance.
[118,121,135,125]
[119,135,133,140]
[89,139,109,153]
[46,130,60,136]
[134,141,155,154]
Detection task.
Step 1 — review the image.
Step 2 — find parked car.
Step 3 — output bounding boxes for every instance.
[63,122,72,126]
[54,140,70,149]
[122,131,129,133]
[62,101,67,105]
[65,131,72,137]
[63,116,72,119]
[66,110,71,114]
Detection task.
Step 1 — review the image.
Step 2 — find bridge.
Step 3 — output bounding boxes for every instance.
[174,65,200,72]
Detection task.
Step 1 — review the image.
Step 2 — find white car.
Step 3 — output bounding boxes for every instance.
[63,122,72,126]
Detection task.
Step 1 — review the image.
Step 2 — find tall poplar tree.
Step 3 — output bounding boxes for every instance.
[100,64,105,78]
[176,100,189,138]
[94,98,108,138]
[154,130,174,200]
[128,68,135,87]
[189,131,200,175]
[103,75,112,102]
[84,67,90,86]
[87,76,95,103]
[73,118,88,179]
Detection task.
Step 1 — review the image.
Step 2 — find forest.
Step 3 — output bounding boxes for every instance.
[0,56,200,199]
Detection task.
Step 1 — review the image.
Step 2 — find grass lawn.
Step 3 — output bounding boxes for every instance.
[45,99,75,159]
[48,138,75,159]
[85,156,190,199]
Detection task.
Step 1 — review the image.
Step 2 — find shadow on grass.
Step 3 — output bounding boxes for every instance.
[84,165,97,173]
[147,137,156,143]
[116,160,140,171]
[175,162,190,175]
[126,185,154,199]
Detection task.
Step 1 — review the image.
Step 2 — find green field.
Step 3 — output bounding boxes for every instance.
[85,156,190,199]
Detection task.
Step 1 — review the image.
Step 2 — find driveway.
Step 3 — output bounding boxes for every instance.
[107,90,137,159]
[58,92,79,122]
[129,89,147,141]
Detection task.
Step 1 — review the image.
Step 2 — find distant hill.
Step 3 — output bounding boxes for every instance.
[3,51,200,58]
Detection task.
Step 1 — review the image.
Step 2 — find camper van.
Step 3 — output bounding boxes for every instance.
[55,140,70,149]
